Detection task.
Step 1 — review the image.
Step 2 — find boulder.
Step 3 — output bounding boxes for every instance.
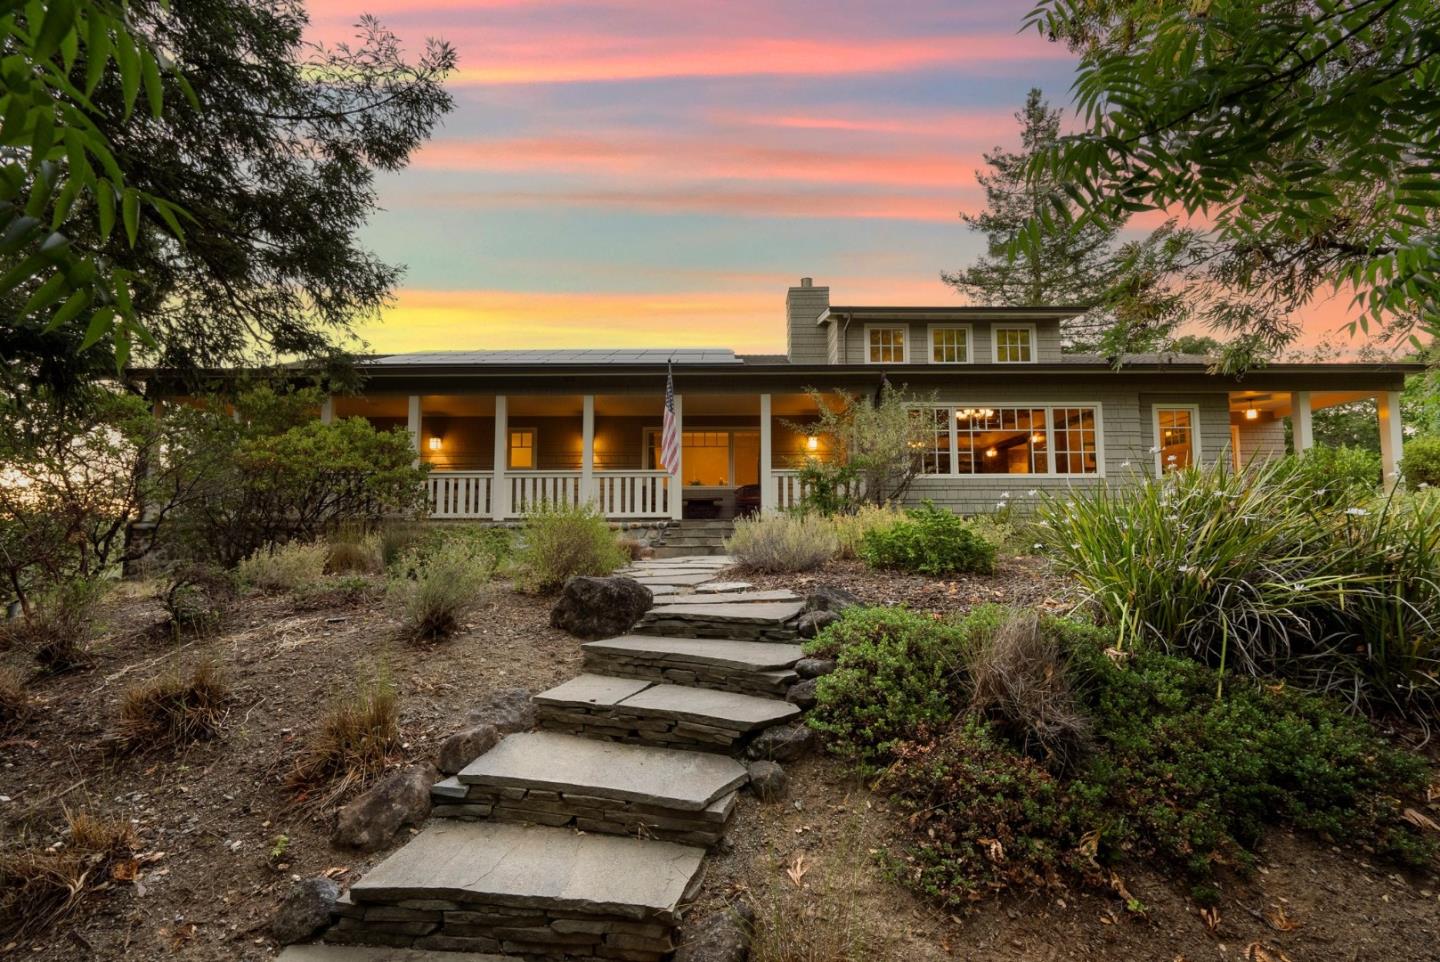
[805,585,860,615]
[331,762,437,852]
[746,761,787,802]
[437,723,500,775]
[270,877,339,945]
[795,609,839,639]
[550,575,653,640]
[786,678,819,710]
[794,657,836,679]
[465,687,535,734]
[744,722,815,762]
[674,900,755,962]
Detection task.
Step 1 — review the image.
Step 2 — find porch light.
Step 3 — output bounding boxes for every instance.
[1244,407,1260,420]
[806,435,819,451]
[985,446,998,458]
[427,436,442,451]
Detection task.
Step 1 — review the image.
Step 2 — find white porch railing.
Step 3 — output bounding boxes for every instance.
[772,469,806,511]
[509,471,582,515]
[428,471,493,519]
[595,470,671,518]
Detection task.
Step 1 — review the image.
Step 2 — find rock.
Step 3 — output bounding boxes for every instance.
[270,877,339,944]
[744,722,815,762]
[795,609,839,638]
[437,723,500,775]
[675,900,755,962]
[550,575,654,640]
[465,687,535,734]
[786,678,818,710]
[746,761,786,802]
[794,657,836,679]
[332,762,437,852]
[805,585,860,615]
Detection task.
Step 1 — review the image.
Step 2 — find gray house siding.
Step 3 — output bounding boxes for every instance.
[1234,416,1287,466]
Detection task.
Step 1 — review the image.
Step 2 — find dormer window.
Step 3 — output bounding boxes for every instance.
[929,325,971,363]
[992,324,1036,363]
[865,324,908,363]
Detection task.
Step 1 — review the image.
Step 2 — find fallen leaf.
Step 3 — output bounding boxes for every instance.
[785,852,810,888]
[1265,905,1303,932]
[1402,807,1440,832]
[110,859,139,882]
[1200,906,1221,933]
[322,866,349,879]
[1246,942,1293,962]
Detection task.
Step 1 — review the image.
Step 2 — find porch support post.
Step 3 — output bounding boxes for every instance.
[759,393,774,514]
[1290,391,1312,454]
[492,395,510,519]
[406,395,421,465]
[320,396,334,425]
[1378,390,1404,492]
[581,394,595,506]
[669,394,684,521]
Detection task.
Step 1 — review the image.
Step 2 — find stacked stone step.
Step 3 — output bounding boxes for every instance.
[634,599,804,642]
[580,635,802,697]
[532,673,801,754]
[429,731,748,847]
[327,820,705,961]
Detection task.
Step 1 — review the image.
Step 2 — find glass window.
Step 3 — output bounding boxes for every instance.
[1156,408,1196,472]
[1052,407,1099,474]
[508,429,535,469]
[954,407,1049,474]
[993,327,1034,363]
[931,327,969,363]
[912,408,953,475]
[868,326,906,363]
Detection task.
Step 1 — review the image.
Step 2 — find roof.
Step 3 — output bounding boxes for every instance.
[818,305,1085,325]
[365,348,741,366]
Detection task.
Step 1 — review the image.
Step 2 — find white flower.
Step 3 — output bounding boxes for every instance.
[1026,489,1038,497]
[1315,489,1327,496]
[1148,446,1160,454]
[996,501,1007,509]
[1344,507,1368,516]
[1000,491,1011,499]
[1033,543,1043,550]
[1167,454,1178,462]
[1177,564,1192,573]
[1119,461,1131,469]
[1421,482,1431,490]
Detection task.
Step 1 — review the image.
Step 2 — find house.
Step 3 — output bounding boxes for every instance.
[307,279,1419,520]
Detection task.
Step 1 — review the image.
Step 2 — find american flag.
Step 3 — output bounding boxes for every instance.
[661,363,680,477]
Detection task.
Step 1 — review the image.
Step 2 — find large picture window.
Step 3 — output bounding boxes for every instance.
[911,404,1102,476]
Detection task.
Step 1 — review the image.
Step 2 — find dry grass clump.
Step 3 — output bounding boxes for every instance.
[0,667,28,733]
[113,662,230,751]
[830,504,904,560]
[326,531,382,574]
[389,539,493,641]
[236,540,329,592]
[287,673,401,804]
[965,610,1091,772]
[726,513,839,573]
[0,578,109,673]
[0,810,138,945]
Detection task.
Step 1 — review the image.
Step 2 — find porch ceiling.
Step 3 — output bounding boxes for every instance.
[1229,389,1377,417]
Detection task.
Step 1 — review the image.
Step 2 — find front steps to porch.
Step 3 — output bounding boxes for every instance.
[651,519,734,557]
[287,555,809,962]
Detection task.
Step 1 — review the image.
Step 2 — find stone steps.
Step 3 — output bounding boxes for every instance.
[582,635,803,697]
[430,731,747,846]
[635,600,805,642]
[334,820,705,960]
[279,947,508,962]
[534,672,801,753]
[648,589,799,606]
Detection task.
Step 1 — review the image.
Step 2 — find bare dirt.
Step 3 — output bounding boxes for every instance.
[2,561,1437,962]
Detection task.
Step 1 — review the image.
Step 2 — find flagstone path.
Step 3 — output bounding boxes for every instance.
[279,554,807,962]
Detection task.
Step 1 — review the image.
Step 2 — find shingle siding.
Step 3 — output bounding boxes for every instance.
[785,284,830,363]
[837,317,1065,365]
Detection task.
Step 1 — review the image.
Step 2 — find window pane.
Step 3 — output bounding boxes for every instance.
[1157,408,1194,472]
[1052,407,1099,474]
[994,327,1033,363]
[953,406,1048,474]
[682,431,729,485]
[869,327,905,363]
[509,430,535,469]
[912,408,952,475]
[932,328,968,363]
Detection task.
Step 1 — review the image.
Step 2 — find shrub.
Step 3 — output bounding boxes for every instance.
[1403,435,1440,488]
[857,502,997,576]
[377,521,425,569]
[0,810,137,945]
[1290,445,1381,505]
[113,662,229,750]
[389,539,493,641]
[0,668,28,733]
[161,563,236,632]
[0,577,109,672]
[829,504,904,560]
[726,513,839,574]
[288,671,401,803]
[878,618,1436,908]
[514,502,626,593]
[325,529,381,574]
[236,540,329,592]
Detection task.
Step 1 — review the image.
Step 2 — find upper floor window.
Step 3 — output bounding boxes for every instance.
[929,325,971,364]
[866,325,908,363]
[508,428,536,469]
[992,325,1035,363]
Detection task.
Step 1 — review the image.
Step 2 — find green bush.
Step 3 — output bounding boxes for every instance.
[878,615,1436,908]
[1289,445,1381,505]
[389,539,494,640]
[1403,435,1440,488]
[829,504,904,560]
[725,512,839,574]
[514,502,624,594]
[857,502,997,575]
[0,577,109,672]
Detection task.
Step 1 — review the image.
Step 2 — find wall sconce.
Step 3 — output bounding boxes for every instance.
[427,436,443,451]
[806,436,819,451]
[985,446,998,458]
[1244,407,1260,421]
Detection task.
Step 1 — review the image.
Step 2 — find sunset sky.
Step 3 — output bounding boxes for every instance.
[305,0,1360,356]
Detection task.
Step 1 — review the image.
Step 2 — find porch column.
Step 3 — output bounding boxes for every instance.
[759,393,774,513]
[406,395,421,465]
[581,394,595,506]
[492,395,510,519]
[669,394,684,521]
[1290,391,1313,454]
[320,396,334,425]
[1378,390,1404,492]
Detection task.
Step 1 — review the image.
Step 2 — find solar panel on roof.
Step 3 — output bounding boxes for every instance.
[366,348,740,365]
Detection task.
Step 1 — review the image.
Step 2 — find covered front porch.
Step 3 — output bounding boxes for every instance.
[326,393,834,520]
[1228,387,1406,484]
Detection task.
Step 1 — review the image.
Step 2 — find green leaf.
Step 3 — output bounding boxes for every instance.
[43,287,92,332]
[21,270,69,317]
[121,186,139,245]
[79,304,115,349]
[84,11,112,94]
[141,48,163,118]
[34,0,77,61]
[115,29,141,119]
[96,178,115,241]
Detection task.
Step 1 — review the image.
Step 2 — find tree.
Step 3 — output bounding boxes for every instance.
[945,88,1199,354]
[2,0,456,397]
[788,385,936,509]
[1019,0,1440,369]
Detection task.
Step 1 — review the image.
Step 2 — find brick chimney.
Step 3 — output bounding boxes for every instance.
[785,277,829,363]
